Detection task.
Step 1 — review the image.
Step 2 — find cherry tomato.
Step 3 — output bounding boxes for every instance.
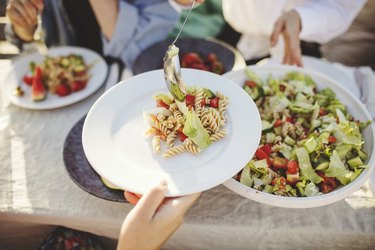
[23,76,33,86]
[255,148,272,166]
[328,136,337,144]
[274,119,283,128]
[287,160,299,174]
[156,99,170,109]
[245,80,257,88]
[209,97,219,108]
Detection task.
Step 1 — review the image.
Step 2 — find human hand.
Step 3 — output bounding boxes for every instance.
[174,0,205,5]
[118,181,201,250]
[270,10,303,67]
[6,0,44,42]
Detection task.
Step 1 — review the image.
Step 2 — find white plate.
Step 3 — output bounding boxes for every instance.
[222,65,375,208]
[82,69,261,196]
[2,46,107,110]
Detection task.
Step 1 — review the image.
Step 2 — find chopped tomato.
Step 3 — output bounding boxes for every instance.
[200,98,206,107]
[71,80,86,92]
[274,119,283,128]
[319,108,327,116]
[328,136,337,144]
[245,80,257,88]
[185,94,195,108]
[273,156,288,170]
[316,170,338,193]
[23,76,33,86]
[260,144,272,156]
[55,83,71,97]
[286,160,299,174]
[209,97,219,108]
[156,99,170,109]
[286,116,294,124]
[177,131,187,142]
[255,148,272,166]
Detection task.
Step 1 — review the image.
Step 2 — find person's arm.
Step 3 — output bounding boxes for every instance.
[118,181,200,250]
[270,0,367,66]
[88,0,118,41]
[294,0,367,44]
[5,0,44,42]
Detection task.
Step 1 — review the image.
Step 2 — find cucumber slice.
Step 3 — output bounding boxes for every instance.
[284,135,296,146]
[261,120,273,133]
[347,156,364,169]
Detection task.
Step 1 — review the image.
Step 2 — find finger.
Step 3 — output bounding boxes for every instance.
[124,191,141,205]
[30,0,44,11]
[7,8,28,26]
[22,0,38,22]
[270,18,284,47]
[282,33,292,65]
[133,180,167,219]
[287,31,303,67]
[11,0,34,24]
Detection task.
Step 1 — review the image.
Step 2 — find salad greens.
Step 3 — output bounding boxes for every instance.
[238,68,371,197]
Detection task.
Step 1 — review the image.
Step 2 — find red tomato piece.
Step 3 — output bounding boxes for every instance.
[286,116,294,123]
[287,160,299,174]
[209,97,219,108]
[319,108,327,116]
[328,136,337,144]
[156,99,170,109]
[185,94,195,108]
[255,148,272,166]
[55,83,71,97]
[177,131,187,142]
[245,80,257,88]
[181,53,202,66]
[23,76,34,86]
[260,144,272,156]
[71,80,86,92]
[274,119,283,128]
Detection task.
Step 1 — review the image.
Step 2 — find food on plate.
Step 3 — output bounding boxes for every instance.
[144,87,229,158]
[21,54,90,101]
[181,52,225,74]
[237,68,371,197]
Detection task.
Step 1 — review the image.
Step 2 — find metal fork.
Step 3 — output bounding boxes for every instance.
[163,0,196,102]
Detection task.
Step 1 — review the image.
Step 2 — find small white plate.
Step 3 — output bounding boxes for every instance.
[2,46,107,110]
[82,69,261,196]
[222,65,375,208]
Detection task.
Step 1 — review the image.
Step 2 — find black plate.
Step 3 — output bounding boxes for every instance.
[63,116,127,202]
[132,37,244,75]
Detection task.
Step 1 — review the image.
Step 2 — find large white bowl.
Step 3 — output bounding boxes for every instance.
[222,65,375,208]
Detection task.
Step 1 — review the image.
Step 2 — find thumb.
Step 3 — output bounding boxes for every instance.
[133,180,167,219]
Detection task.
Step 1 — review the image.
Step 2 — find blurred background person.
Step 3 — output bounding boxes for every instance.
[221,0,367,66]
[321,0,375,69]
[4,0,202,68]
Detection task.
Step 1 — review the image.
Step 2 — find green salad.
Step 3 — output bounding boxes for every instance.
[237,68,371,197]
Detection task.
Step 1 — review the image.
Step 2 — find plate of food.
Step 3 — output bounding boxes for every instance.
[2,46,107,110]
[82,68,261,196]
[222,65,375,208]
[132,37,246,75]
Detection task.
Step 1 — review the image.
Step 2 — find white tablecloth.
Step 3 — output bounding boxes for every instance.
[1,57,375,250]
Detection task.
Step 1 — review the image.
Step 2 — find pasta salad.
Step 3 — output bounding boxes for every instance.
[237,68,371,197]
[144,87,229,158]
[22,54,91,101]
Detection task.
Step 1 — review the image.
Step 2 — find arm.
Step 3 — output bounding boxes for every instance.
[88,0,118,41]
[270,0,367,66]
[118,181,200,250]
[294,0,367,44]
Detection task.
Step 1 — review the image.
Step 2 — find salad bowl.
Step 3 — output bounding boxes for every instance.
[222,65,375,208]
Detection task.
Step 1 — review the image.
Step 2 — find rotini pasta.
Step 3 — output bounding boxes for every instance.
[146,86,229,158]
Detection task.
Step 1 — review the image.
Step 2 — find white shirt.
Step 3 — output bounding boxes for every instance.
[222,0,367,60]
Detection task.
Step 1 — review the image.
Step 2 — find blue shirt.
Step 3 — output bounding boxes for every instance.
[5,0,179,69]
